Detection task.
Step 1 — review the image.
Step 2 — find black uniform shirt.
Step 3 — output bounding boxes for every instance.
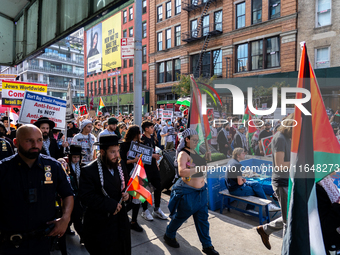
[0,153,73,233]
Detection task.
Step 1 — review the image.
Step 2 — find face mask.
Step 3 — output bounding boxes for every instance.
[168,122,171,125]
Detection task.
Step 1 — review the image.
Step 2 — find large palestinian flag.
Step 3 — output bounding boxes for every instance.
[282,43,340,254]
[242,106,257,155]
[126,156,153,205]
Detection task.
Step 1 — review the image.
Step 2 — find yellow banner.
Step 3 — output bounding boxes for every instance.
[102,13,121,71]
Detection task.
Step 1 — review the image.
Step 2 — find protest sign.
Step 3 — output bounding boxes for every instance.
[174,111,183,117]
[127,141,153,165]
[0,74,17,91]
[163,110,173,121]
[65,84,74,122]
[207,108,214,119]
[78,105,88,116]
[157,108,163,120]
[18,91,66,129]
[261,135,273,156]
[2,81,47,107]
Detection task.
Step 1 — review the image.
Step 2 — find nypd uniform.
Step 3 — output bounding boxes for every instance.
[0,154,73,255]
[0,137,14,160]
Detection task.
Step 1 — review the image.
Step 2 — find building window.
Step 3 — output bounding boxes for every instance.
[142,0,147,14]
[142,71,147,90]
[174,59,181,81]
[113,77,116,93]
[123,59,127,68]
[90,82,93,95]
[87,83,89,96]
[129,27,133,37]
[191,19,197,37]
[123,75,127,92]
[157,5,163,22]
[175,25,181,46]
[166,60,172,82]
[123,30,127,38]
[129,59,133,67]
[316,47,330,69]
[98,80,101,95]
[213,50,222,77]
[158,62,164,83]
[266,37,280,68]
[251,40,263,70]
[142,22,147,38]
[107,78,111,94]
[129,7,133,20]
[236,2,246,29]
[269,0,280,19]
[317,0,331,27]
[142,46,147,63]
[166,1,172,19]
[129,74,133,91]
[157,32,163,51]
[214,10,222,31]
[175,0,181,15]
[166,28,171,49]
[123,10,127,23]
[94,81,97,95]
[103,79,106,94]
[252,0,262,24]
[201,52,211,77]
[237,43,248,72]
[202,15,209,36]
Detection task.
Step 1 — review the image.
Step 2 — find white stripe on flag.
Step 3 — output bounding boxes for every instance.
[308,184,326,255]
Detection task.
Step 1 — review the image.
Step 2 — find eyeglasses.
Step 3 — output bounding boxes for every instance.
[191,139,199,143]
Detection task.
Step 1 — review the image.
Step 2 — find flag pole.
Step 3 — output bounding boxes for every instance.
[190,76,211,161]
[118,153,143,204]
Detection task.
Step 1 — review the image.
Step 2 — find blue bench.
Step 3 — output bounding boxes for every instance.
[219,189,272,225]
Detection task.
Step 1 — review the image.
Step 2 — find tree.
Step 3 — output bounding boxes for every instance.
[172,74,217,98]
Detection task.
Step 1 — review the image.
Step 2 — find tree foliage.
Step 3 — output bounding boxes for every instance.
[172,75,217,97]
[252,81,291,107]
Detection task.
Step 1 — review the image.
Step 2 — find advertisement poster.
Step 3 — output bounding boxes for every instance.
[261,135,273,156]
[102,13,121,71]
[2,81,47,107]
[86,23,102,74]
[18,91,66,130]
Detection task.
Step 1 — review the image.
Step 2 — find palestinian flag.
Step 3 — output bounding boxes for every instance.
[176,97,191,107]
[282,43,340,255]
[126,157,153,205]
[242,106,257,154]
[188,76,211,152]
[73,105,78,114]
[335,110,340,117]
[89,94,94,110]
[99,97,105,110]
[9,108,18,129]
[242,105,252,122]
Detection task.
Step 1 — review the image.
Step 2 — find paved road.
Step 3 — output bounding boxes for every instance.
[52,194,283,255]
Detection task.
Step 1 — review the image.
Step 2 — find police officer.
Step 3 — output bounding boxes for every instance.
[0,124,74,255]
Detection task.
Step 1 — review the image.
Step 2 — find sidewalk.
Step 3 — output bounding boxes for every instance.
[55,193,283,255]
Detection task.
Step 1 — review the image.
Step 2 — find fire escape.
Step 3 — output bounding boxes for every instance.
[182,0,222,78]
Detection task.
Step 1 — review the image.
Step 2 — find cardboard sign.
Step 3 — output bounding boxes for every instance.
[163,110,173,121]
[261,135,273,156]
[127,141,153,165]
[2,81,47,107]
[78,105,88,116]
[89,110,96,118]
[18,91,66,130]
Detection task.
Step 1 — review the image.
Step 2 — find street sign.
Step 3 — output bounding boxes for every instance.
[121,38,134,59]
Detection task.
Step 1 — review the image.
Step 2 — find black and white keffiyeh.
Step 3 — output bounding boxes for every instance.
[97,155,125,198]
[43,138,51,156]
[174,128,198,167]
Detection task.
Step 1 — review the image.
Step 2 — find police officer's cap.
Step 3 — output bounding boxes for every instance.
[34,117,55,130]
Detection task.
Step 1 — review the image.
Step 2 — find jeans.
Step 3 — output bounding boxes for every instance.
[229,181,267,210]
[165,180,212,248]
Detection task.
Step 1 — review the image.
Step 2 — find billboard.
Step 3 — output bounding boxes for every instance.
[102,13,121,71]
[86,23,102,74]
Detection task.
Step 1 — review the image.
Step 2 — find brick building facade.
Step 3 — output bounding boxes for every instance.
[149,0,298,110]
[84,0,150,114]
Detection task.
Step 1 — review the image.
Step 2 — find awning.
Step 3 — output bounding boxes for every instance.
[157,100,177,104]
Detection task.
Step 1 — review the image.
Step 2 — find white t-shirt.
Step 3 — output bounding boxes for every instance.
[210,126,218,145]
[161,125,175,143]
[72,133,97,164]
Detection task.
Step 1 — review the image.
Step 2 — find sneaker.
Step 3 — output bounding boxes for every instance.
[163,234,180,248]
[243,209,259,216]
[268,203,281,212]
[141,209,154,221]
[202,246,219,255]
[152,208,168,220]
[130,222,143,232]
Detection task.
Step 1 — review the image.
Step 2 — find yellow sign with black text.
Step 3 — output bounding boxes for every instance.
[102,13,121,71]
